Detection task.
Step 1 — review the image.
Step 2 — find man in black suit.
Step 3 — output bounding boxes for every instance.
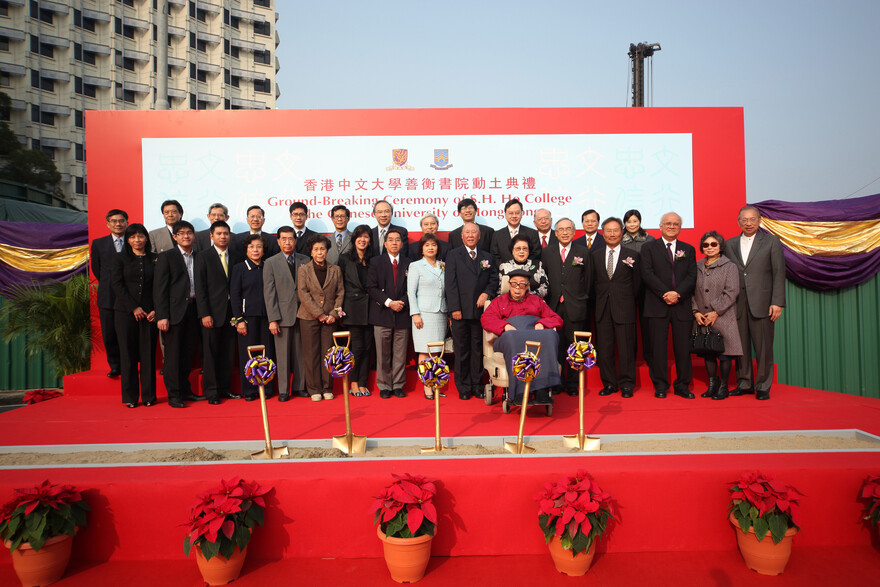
[448,198,494,252]
[367,228,411,398]
[326,204,352,265]
[290,201,318,256]
[534,208,557,250]
[233,205,280,258]
[149,199,183,254]
[491,198,541,263]
[446,223,499,399]
[573,209,605,251]
[154,221,206,408]
[194,221,241,404]
[194,203,229,252]
[641,212,697,399]
[589,218,642,397]
[724,205,786,400]
[91,208,128,377]
[408,213,450,261]
[371,199,409,257]
[542,217,589,395]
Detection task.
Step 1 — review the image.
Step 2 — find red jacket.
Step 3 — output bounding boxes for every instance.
[480,292,562,335]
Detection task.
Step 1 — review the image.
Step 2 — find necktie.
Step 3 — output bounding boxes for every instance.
[220,250,228,276]
[561,247,567,262]
[469,250,476,261]
[297,231,303,239]
[667,242,676,287]
[542,235,548,248]
[587,236,593,249]
[392,258,398,287]
[336,233,342,252]
[607,249,614,279]
[114,238,122,252]
[380,229,386,251]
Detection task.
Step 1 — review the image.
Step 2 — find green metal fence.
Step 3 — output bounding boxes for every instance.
[774,273,880,398]
[0,297,62,390]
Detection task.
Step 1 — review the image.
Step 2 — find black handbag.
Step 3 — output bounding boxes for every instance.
[690,325,725,355]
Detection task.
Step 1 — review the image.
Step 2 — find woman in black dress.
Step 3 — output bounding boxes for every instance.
[229,234,274,401]
[338,225,373,396]
[110,223,158,408]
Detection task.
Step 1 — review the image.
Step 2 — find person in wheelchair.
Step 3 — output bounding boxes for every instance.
[480,270,562,405]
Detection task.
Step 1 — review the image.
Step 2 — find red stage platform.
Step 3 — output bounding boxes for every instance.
[2,363,879,584]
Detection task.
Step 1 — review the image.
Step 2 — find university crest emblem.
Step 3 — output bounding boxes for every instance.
[430,148,452,170]
[386,148,414,171]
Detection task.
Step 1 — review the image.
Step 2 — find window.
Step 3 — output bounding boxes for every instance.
[254,78,270,94]
[83,51,96,65]
[39,43,55,59]
[223,39,229,54]
[189,63,196,79]
[30,34,38,53]
[0,38,9,52]
[196,9,206,22]
[41,145,55,159]
[189,94,196,109]
[115,50,123,67]
[223,9,228,24]
[75,110,84,128]
[74,43,82,61]
[230,16,239,30]
[115,17,122,35]
[230,75,239,88]
[253,0,270,7]
[76,176,84,194]
[153,25,157,42]
[83,18,96,32]
[84,84,97,98]
[40,77,55,92]
[31,106,55,126]
[196,69,206,82]
[73,9,82,27]
[188,1,195,18]
[30,69,38,88]
[224,98,229,109]
[189,32,195,48]
[122,0,134,7]
[254,50,270,65]
[197,100,208,110]
[75,144,84,161]
[196,39,207,52]
[115,82,122,100]
[123,25,136,39]
[231,45,239,59]
[123,57,136,71]
[31,138,39,150]
[223,68,229,83]
[123,90,136,103]
[0,3,8,17]
[75,76,83,94]
[253,21,270,36]
[0,95,9,116]
[0,72,9,89]
[31,1,54,24]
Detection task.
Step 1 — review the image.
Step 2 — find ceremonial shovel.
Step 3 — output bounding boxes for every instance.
[247,345,289,460]
[563,331,601,451]
[421,341,453,453]
[505,340,541,455]
[330,331,367,455]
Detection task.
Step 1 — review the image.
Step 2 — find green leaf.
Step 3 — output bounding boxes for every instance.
[570,529,589,555]
[183,536,192,557]
[247,505,265,528]
[219,539,235,559]
[202,539,221,561]
[768,514,788,545]
[753,517,770,541]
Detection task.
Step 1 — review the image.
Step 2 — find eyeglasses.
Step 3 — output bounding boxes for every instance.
[701,242,720,249]
[509,281,529,289]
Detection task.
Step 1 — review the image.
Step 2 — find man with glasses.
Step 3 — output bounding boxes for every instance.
[533,208,557,249]
[290,202,318,255]
[491,198,541,263]
[640,212,697,399]
[371,200,408,257]
[91,209,129,377]
[195,203,230,252]
[326,205,352,265]
[233,206,280,258]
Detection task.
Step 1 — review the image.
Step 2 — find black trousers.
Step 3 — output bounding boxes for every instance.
[556,302,586,392]
[99,306,121,371]
[347,324,373,387]
[114,310,158,404]
[236,315,274,398]
[162,301,199,400]
[201,320,236,400]
[595,316,637,391]
[450,318,483,395]
[646,315,693,392]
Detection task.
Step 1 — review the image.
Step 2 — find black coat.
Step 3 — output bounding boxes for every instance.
[371,224,409,258]
[445,246,498,320]
[339,255,371,326]
[229,259,267,318]
[589,246,641,324]
[574,233,606,251]
[154,247,194,325]
[294,227,320,255]
[367,253,411,329]
[111,251,157,314]
[91,234,122,310]
[640,238,697,320]
[542,242,590,321]
[194,247,234,324]
[490,225,541,264]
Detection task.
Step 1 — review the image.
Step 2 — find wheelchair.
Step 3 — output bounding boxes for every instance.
[483,329,553,417]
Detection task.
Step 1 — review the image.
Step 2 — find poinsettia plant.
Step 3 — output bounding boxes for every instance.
[860,475,880,526]
[535,470,615,556]
[22,389,63,404]
[369,473,438,538]
[0,480,89,552]
[728,470,803,544]
[182,477,272,561]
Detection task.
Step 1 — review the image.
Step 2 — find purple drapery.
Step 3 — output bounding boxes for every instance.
[752,194,880,291]
[0,221,89,291]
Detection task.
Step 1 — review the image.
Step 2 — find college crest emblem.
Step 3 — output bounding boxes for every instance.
[430,148,452,170]
[386,148,414,171]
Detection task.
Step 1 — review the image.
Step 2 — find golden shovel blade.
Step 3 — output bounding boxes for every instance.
[251,445,289,460]
[504,441,536,454]
[562,434,601,451]
[332,433,367,455]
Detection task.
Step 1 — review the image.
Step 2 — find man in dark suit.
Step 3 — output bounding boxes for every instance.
[542,217,589,396]
[149,199,183,254]
[491,198,541,263]
[233,205,280,258]
[326,204,352,265]
[367,228,411,398]
[371,199,409,257]
[448,198,494,252]
[194,221,241,404]
[724,205,786,400]
[408,213,450,260]
[573,209,605,251]
[534,208,558,250]
[91,208,128,377]
[290,201,318,256]
[588,218,642,397]
[154,221,206,408]
[194,203,229,252]
[640,212,697,399]
[446,222,499,399]
[263,226,310,401]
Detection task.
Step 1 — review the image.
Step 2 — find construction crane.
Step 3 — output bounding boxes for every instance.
[628,42,661,107]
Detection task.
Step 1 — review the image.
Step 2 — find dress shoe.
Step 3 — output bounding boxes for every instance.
[598,387,617,396]
[458,392,471,400]
[107,369,121,378]
[124,402,137,408]
[728,387,754,396]
[278,393,290,402]
[565,388,579,397]
[534,389,553,404]
[244,395,258,402]
[311,394,323,402]
[380,389,392,399]
[392,389,405,398]
[654,390,667,398]
[674,388,695,399]
[208,398,221,405]
[621,389,634,398]
[294,390,310,398]
[143,401,154,407]
[323,392,335,400]
[472,389,484,399]
[183,393,207,402]
[168,399,186,408]
[756,390,771,400]
[224,392,242,400]
[711,384,729,400]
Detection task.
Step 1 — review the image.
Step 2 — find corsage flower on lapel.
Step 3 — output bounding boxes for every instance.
[572,256,584,266]
[675,250,686,260]
[480,260,491,271]
[622,256,635,268]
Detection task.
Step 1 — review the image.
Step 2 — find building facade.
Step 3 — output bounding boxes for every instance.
[0,0,279,208]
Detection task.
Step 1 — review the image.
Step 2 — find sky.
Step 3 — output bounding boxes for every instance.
[273,0,880,204]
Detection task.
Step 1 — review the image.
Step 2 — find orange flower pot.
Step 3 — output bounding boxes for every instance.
[194,544,248,586]
[7,534,73,587]
[546,535,596,576]
[376,526,434,583]
[729,514,798,575]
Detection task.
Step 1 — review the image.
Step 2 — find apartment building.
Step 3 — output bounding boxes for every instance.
[0,0,279,208]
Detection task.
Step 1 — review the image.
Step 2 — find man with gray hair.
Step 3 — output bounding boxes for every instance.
[371,199,409,257]
[195,203,229,252]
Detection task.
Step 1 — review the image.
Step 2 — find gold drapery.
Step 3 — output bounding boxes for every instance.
[760,218,880,257]
[0,244,90,272]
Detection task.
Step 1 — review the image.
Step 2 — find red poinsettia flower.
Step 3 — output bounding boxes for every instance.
[369,474,439,538]
[535,470,615,555]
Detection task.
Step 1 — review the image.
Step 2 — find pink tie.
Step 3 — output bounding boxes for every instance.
[561,247,567,262]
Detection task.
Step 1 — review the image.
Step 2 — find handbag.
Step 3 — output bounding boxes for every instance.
[690,325,725,355]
